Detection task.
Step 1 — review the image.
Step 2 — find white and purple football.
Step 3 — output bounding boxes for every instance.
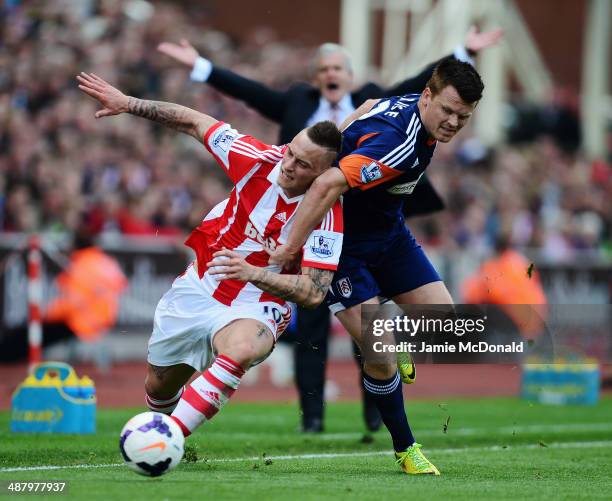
[119,412,184,477]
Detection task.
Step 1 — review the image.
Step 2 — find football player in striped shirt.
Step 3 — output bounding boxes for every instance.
[269,59,485,475]
[77,72,343,437]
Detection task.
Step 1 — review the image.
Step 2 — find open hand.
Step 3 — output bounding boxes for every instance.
[207,249,259,282]
[76,72,129,118]
[157,39,200,68]
[464,25,504,53]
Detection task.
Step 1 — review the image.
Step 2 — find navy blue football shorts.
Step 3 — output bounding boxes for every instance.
[326,227,441,314]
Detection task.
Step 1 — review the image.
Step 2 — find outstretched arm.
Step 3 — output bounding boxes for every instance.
[157,39,288,122]
[464,25,504,54]
[207,250,333,309]
[76,72,216,141]
[157,39,200,68]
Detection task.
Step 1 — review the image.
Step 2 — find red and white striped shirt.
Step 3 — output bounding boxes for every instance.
[185,121,343,307]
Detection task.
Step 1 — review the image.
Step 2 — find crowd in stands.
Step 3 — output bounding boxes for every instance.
[1,0,609,263]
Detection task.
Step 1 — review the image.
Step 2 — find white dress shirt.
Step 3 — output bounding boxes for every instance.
[306,93,355,127]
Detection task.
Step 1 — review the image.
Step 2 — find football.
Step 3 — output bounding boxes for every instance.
[119,412,185,477]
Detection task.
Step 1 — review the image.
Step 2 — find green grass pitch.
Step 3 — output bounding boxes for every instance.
[1,397,612,500]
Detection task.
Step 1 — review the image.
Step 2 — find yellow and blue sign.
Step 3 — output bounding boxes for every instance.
[11,362,96,433]
[521,358,600,405]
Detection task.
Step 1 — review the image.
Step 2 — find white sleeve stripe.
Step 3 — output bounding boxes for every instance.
[379,114,417,164]
[387,123,421,168]
[381,123,420,169]
[228,144,260,160]
[234,146,281,164]
[234,141,282,160]
[260,152,284,163]
[231,141,263,157]
[252,141,282,153]
[324,207,335,231]
[379,115,420,166]
[233,139,283,162]
[389,144,416,169]
[230,142,282,164]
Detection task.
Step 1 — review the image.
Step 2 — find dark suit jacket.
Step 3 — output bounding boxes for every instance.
[205,57,453,216]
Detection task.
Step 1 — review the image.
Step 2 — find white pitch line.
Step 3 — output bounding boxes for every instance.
[165,422,612,441]
[1,440,612,474]
[214,440,612,463]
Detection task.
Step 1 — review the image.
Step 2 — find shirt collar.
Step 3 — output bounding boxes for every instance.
[319,93,352,113]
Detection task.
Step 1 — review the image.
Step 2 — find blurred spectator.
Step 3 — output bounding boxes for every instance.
[461,234,547,338]
[0,224,127,362]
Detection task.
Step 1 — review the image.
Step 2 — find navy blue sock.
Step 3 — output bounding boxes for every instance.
[363,372,415,452]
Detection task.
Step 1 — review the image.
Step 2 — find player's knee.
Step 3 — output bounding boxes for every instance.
[364,362,397,380]
[223,340,270,369]
[144,366,174,400]
[144,375,165,400]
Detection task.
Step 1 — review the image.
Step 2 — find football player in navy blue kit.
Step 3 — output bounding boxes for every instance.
[270,58,484,474]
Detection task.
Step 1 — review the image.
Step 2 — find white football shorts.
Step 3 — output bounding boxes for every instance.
[147,265,292,372]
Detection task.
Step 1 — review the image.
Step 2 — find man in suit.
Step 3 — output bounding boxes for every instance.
[157,27,502,433]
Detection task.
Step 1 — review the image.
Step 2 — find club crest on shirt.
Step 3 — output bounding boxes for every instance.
[360,162,383,184]
[212,128,237,152]
[336,277,352,298]
[310,234,335,258]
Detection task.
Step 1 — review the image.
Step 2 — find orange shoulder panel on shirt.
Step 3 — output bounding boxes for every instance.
[356,132,380,148]
[339,154,402,191]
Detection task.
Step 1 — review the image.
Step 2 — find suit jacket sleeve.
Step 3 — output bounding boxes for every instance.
[207,66,289,123]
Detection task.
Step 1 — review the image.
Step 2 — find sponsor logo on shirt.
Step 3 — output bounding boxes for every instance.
[386,172,424,195]
[310,235,335,258]
[212,129,237,152]
[336,277,352,298]
[274,212,287,223]
[360,162,383,184]
[244,221,277,251]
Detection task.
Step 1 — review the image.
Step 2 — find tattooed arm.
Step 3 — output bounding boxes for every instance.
[76,72,215,141]
[207,250,333,309]
[251,267,333,309]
